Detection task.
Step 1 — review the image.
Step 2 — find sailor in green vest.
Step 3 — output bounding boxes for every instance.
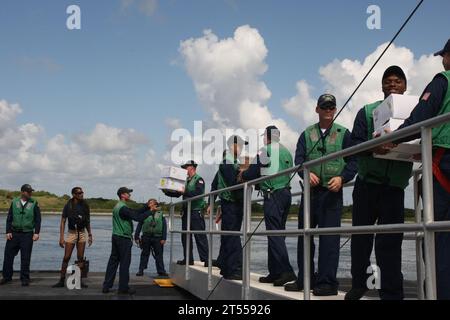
[285,94,357,296]
[135,199,168,277]
[1,184,41,287]
[345,66,413,300]
[387,39,450,300]
[241,126,297,287]
[102,187,152,295]
[211,135,248,280]
[176,160,209,266]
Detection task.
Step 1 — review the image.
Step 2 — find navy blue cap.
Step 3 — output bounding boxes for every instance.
[117,187,133,197]
[21,184,34,193]
[181,160,198,169]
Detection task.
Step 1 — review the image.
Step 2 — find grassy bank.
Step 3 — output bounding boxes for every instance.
[0,189,417,221]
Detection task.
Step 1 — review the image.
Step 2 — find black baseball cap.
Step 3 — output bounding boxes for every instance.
[382,65,407,85]
[181,160,198,169]
[21,184,34,193]
[317,94,337,108]
[227,135,248,147]
[434,39,450,57]
[262,125,280,139]
[117,187,133,197]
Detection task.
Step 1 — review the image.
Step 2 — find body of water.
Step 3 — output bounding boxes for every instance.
[0,214,418,281]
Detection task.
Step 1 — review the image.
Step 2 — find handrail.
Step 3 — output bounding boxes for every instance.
[170,112,450,205]
[168,112,450,301]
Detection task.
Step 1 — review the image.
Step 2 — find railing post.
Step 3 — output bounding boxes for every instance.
[242,183,251,300]
[421,127,437,300]
[169,204,174,275]
[208,195,214,291]
[413,171,425,300]
[303,167,311,300]
[185,201,192,280]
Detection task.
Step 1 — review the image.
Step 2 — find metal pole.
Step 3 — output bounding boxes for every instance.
[242,183,250,300]
[413,171,425,300]
[169,204,174,275]
[185,201,192,280]
[245,185,253,299]
[208,195,214,291]
[303,167,311,300]
[421,127,437,300]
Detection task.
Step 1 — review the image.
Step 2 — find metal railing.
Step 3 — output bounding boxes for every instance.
[168,112,450,300]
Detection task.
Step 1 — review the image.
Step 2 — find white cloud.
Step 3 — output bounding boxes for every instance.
[0,100,160,200]
[179,25,299,151]
[283,43,443,130]
[76,123,148,153]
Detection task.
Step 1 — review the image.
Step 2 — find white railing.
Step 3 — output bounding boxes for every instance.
[168,112,450,300]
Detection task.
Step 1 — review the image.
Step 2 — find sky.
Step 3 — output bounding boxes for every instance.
[0,0,449,203]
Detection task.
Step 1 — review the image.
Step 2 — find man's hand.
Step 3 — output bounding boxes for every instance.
[59,236,65,248]
[328,176,343,193]
[135,238,141,247]
[32,234,39,241]
[310,172,320,187]
[160,240,166,246]
[88,234,93,247]
[237,170,245,183]
[6,233,12,241]
[206,205,211,216]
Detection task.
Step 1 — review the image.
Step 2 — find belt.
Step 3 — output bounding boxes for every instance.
[433,148,450,194]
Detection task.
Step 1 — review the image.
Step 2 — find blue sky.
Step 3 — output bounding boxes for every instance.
[0,0,449,200]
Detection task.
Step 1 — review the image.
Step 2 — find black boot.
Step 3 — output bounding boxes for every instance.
[52,277,65,288]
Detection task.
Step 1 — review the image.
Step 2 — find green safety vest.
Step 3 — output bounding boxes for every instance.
[432,71,450,149]
[142,211,164,237]
[259,143,293,192]
[112,201,133,239]
[357,101,413,189]
[11,197,36,232]
[185,174,206,210]
[217,152,241,202]
[305,123,347,187]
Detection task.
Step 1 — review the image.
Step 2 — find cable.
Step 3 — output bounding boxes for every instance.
[205,0,424,299]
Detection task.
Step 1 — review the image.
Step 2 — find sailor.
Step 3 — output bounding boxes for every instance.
[285,94,357,296]
[177,160,209,266]
[241,126,297,287]
[213,135,248,280]
[345,66,413,300]
[1,184,41,287]
[102,187,152,295]
[135,199,168,277]
[388,39,450,299]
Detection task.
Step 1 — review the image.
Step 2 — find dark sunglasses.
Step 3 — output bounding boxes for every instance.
[75,191,84,195]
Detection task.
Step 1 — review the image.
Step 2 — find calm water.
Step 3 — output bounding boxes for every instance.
[0,214,418,280]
